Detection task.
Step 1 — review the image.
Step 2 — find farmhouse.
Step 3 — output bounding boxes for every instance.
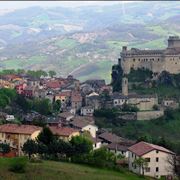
[128,141,175,179]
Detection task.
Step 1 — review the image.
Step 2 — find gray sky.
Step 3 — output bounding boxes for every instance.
[0,1,134,10]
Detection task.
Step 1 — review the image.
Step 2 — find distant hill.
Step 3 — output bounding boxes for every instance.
[0,2,179,83]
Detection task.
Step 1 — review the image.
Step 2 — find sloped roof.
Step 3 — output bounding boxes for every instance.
[128,141,175,156]
[46,81,61,89]
[58,112,74,119]
[49,126,79,137]
[98,132,124,143]
[71,116,95,129]
[0,124,42,135]
[107,140,136,151]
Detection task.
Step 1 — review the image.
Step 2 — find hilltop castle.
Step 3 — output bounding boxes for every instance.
[119,36,180,75]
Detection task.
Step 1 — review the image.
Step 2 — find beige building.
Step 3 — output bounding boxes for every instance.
[70,116,98,138]
[128,141,175,179]
[113,76,159,111]
[0,124,42,156]
[49,126,80,141]
[120,36,180,75]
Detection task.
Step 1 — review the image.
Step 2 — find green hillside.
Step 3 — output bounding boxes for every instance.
[0,158,151,180]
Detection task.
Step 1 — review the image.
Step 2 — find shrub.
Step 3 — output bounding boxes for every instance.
[9,157,27,173]
[30,157,42,163]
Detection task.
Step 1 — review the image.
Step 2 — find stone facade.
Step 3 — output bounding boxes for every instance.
[120,36,180,75]
[137,110,164,120]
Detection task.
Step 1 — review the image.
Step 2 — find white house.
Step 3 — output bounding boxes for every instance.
[107,141,136,158]
[128,141,175,179]
[70,117,98,138]
[5,115,15,121]
[81,106,94,116]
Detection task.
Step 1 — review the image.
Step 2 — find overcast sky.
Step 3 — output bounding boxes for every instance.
[0,1,135,10]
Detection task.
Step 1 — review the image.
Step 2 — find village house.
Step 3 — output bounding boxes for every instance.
[55,90,71,108]
[84,79,106,92]
[71,92,83,112]
[70,116,98,138]
[0,124,42,156]
[0,79,15,89]
[85,92,101,110]
[15,83,27,95]
[162,98,179,110]
[128,141,175,179]
[98,132,125,145]
[58,112,74,122]
[23,86,36,98]
[27,77,40,88]
[45,80,61,90]
[107,140,136,158]
[49,126,80,141]
[80,106,94,116]
[90,137,102,150]
[112,77,159,111]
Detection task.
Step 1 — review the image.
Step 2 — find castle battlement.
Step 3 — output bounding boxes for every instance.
[120,36,180,74]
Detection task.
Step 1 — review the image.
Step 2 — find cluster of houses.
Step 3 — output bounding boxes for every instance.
[0,72,179,178]
[0,122,176,179]
[0,73,179,121]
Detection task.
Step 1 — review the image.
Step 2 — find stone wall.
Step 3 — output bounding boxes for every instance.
[136,110,164,120]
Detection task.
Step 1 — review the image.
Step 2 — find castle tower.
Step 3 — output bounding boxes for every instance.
[74,80,80,91]
[168,36,180,48]
[122,77,128,96]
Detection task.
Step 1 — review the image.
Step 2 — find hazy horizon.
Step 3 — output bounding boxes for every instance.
[0,1,135,10]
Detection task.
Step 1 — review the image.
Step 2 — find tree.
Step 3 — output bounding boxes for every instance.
[0,143,10,155]
[70,136,93,156]
[53,100,61,112]
[91,147,116,168]
[37,127,55,146]
[48,70,56,78]
[111,64,123,92]
[134,157,148,176]
[167,154,179,178]
[37,143,48,157]
[122,103,139,112]
[33,99,52,115]
[22,139,38,159]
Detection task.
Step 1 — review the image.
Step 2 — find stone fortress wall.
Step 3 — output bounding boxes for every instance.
[120,36,180,75]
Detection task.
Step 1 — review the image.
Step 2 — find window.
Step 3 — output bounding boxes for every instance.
[156,167,159,172]
[145,158,150,162]
[156,150,159,153]
[145,167,150,172]
[132,153,134,158]
[156,157,159,162]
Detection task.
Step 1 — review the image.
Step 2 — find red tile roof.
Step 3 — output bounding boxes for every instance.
[49,126,79,137]
[57,91,71,97]
[46,81,61,89]
[128,141,175,156]
[0,124,42,135]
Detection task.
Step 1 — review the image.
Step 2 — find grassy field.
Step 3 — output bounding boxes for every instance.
[1,56,47,70]
[106,41,129,50]
[55,38,78,49]
[0,158,151,180]
[77,60,114,84]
